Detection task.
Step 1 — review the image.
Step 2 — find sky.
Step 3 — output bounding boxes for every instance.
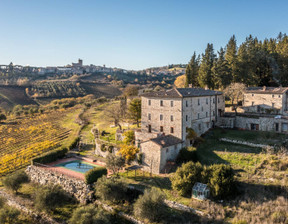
[0,0,287,70]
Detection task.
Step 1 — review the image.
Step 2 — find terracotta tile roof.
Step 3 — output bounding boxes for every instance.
[141,88,222,98]
[150,135,183,148]
[246,87,288,94]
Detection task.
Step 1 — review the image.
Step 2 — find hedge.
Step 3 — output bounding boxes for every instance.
[32,147,68,164]
[85,167,107,184]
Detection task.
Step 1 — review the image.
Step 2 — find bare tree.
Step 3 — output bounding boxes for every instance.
[224,83,246,115]
[106,103,123,130]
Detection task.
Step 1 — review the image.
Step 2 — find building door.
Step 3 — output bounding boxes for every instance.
[275,123,279,132]
[251,123,259,130]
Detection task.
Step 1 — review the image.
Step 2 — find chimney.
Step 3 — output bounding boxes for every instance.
[205,85,209,90]
[263,86,266,91]
[188,84,193,88]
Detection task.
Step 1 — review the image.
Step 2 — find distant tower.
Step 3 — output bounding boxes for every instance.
[78,59,83,66]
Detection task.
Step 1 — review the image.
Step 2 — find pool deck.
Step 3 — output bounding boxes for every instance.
[43,157,107,180]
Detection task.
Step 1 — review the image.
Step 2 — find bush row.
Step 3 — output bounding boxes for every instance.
[32,137,80,164]
[85,167,107,184]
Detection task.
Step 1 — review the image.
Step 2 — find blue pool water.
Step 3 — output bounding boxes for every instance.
[55,160,99,173]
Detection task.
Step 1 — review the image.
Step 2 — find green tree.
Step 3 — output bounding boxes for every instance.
[198,43,216,89]
[95,176,128,203]
[225,35,238,82]
[3,170,29,194]
[123,130,135,145]
[208,164,235,198]
[128,98,141,127]
[0,206,20,224]
[185,52,200,87]
[171,161,203,196]
[133,188,166,223]
[69,204,112,224]
[212,47,232,89]
[35,185,72,211]
[105,154,125,176]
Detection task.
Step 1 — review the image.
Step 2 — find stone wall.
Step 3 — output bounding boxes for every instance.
[25,165,94,204]
[94,139,119,158]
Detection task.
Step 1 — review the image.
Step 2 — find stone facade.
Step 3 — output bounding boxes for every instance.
[136,88,224,174]
[219,114,288,133]
[26,165,94,203]
[140,138,183,174]
[243,87,288,115]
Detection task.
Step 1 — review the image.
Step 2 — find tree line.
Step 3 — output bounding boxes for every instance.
[185,32,288,89]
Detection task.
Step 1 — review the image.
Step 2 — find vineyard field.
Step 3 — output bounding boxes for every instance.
[0,108,82,176]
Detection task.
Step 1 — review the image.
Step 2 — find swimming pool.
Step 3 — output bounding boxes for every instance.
[55,160,100,173]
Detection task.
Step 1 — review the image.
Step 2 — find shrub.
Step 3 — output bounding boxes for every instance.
[123,130,135,145]
[133,188,166,222]
[107,145,114,153]
[118,144,139,162]
[105,154,125,176]
[176,147,198,164]
[0,197,6,208]
[32,147,68,164]
[208,164,235,198]
[95,176,128,203]
[171,161,203,196]
[69,204,112,224]
[3,170,29,194]
[137,152,143,165]
[68,137,80,150]
[85,167,107,184]
[0,206,20,223]
[35,185,72,211]
[100,144,107,152]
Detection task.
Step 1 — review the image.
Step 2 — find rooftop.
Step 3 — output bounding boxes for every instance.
[141,88,222,98]
[246,86,288,94]
[150,134,183,148]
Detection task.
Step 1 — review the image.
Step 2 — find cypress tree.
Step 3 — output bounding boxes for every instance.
[185,52,199,87]
[198,43,215,89]
[225,35,238,82]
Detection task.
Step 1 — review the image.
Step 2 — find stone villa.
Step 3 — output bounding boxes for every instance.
[220,86,288,132]
[135,87,225,174]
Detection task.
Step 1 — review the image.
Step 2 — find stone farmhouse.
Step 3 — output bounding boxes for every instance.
[135,88,225,174]
[220,86,288,132]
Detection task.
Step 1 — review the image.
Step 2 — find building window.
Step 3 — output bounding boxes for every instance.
[272,103,275,108]
[148,99,151,106]
[201,106,204,111]
[213,111,215,116]
[252,102,254,106]
[198,99,200,105]
[213,98,215,104]
[148,125,151,133]
[160,100,163,106]
[198,113,200,119]
[206,98,208,104]
[160,126,163,132]
[279,95,281,98]
[206,122,209,128]
[170,127,174,133]
[148,113,151,120]
[160,114,163,120]
[198,123,201,131]
[218,98,220,103]
[170,115,173,121]
[206,112,208,117]
[186,100,188,107]
[252,94,254,97]
[170,101,173,107]
[186,115,188,121]
[272,94,274,98]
